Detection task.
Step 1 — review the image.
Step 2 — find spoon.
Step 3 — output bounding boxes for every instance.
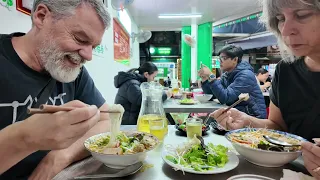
[203,115,210,125]
[263,135,301,147]
[197,135,207,149]
[74,162,143,179]
[211,120,229,132]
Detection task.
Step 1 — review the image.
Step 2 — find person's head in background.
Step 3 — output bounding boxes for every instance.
[128,62,158,82]
[218,45,244,72]
[256,68,269,83]
[29,0,110,83]
[261,0,320,62]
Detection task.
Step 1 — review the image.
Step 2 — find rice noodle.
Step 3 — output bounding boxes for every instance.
[105,104,124,148]
[229,128,302,151]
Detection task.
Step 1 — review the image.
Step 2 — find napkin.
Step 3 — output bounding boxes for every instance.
[52,157,103,180]
[281,169,315,180]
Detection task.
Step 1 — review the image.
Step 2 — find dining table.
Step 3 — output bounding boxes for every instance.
[163,99,226,125]
[163,99,226,113]
[53,125,310,180]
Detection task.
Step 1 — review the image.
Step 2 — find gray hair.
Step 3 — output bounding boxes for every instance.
[260,0,320,62]
[31,0,111,28]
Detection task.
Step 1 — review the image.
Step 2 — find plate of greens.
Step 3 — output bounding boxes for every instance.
[179,98,197,105]
[162,136,239,174]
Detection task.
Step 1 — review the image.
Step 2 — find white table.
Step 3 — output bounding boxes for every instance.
[163,99,226,113]
[54,126,309,180]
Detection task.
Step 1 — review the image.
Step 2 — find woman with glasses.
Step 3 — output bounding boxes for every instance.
[212,0,320,178]
[199,45,267,118]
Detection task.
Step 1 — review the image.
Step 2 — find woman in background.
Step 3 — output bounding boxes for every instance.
[212,0,320,178]
[256,68,271,92]
[114,62,171,125]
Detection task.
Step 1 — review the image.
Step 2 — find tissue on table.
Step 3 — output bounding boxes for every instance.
[281,169,315,180]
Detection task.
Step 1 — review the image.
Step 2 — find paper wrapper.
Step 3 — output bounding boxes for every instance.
[52,157,103,180]
[281,169,315,180]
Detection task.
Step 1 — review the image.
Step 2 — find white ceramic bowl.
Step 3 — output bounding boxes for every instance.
[173,94,183,99]
[225,128,307,167]
[84,132,158,169]
[194,94,213,103]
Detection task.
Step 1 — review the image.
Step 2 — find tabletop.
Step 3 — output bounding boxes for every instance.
[163,99,226,113]
[54,125,310,180]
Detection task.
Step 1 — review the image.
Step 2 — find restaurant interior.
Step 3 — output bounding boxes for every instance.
[1,0,319,179]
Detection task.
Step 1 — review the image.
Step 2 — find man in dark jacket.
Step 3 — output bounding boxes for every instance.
[199,45,267,118]
[114,65,170,125]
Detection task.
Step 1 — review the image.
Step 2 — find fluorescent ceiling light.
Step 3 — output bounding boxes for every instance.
[158,14,202,19]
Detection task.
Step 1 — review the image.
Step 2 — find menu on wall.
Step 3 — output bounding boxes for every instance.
[93,44,108,58]
[113,18,130,66]
[0,0,13,10]
[16,0,33,15]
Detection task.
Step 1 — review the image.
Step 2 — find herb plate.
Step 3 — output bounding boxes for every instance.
[162,148,239,174]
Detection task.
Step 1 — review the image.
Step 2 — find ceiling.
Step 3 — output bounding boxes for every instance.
[127,0,262,31]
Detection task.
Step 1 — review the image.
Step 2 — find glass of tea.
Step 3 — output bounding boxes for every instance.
[149,118,166,142]
[186,118,203,139]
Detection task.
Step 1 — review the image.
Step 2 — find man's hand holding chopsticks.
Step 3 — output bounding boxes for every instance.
[21,100,100,150]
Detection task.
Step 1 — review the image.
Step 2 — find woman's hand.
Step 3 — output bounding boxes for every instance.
[301,142,320,179]
[211,108,250,130]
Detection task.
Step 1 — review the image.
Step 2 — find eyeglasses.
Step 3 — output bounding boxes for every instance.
[219,56,230,61]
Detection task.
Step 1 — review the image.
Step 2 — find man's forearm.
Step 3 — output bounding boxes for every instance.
[52,119,110,167]
[53,103,110,166]
[0,122,36,174]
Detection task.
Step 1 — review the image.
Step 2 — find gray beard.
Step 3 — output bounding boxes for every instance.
[38,40,86,83]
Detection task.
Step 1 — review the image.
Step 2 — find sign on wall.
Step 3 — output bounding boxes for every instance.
[113,18,130,66]
[16,0,33,15]
[0,0,13,11]
[212,57,221,69]
[93,44,108,58]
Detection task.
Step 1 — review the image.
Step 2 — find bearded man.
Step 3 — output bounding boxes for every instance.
[0,0,111,179]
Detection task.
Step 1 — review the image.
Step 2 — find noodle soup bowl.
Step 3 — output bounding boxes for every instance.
[225,128,307,167]
[84,131,159,169]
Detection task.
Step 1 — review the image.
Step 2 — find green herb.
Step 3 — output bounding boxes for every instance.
[166,155,178,164]
[180,98,195,104]
[166,136,229,172]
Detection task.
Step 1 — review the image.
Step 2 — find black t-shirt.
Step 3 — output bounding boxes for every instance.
[0,33,105,179]
[270,58,320,141]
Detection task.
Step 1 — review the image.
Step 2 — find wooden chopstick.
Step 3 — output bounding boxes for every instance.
[222,98,244,114]
[220,93,250,114]
[27,104,120,115]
